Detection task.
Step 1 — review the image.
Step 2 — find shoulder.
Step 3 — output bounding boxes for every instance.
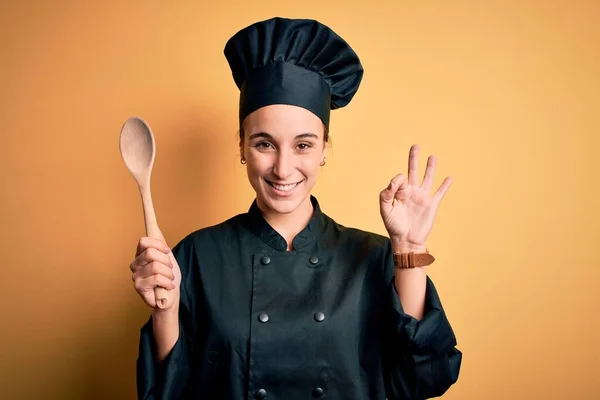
[167,214,248,287]
[171,212,247,252]
[322,213,394,281]
[322,212,392,256]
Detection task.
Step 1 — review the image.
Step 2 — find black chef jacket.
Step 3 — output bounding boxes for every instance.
[137,196,462,399]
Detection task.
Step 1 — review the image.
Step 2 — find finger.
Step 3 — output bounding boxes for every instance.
[135,273,177,293]
[141,247,173,268]
[408,144,419,187]
[136,237,170,257]
[380,173,408,204]
[421,155,437,192]
[432,176,453,204]
[130,247,173,274]
[133,261,175,282]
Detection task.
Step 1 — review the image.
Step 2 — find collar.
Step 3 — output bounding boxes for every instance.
[244,195,328,251]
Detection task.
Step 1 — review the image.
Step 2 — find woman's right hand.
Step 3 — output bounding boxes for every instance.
[130,237,181,310]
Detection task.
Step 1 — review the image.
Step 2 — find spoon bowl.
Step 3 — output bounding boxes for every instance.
[119,117,156,182]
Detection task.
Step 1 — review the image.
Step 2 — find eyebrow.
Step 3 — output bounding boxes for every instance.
[248,132,320,140]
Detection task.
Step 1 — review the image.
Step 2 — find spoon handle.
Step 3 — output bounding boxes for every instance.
[139,183,169,309]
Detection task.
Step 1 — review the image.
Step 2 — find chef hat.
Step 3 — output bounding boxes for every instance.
[224,17,364,128]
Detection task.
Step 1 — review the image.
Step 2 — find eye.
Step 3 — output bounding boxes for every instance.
[297,142,313,151]
[253,141,274,150]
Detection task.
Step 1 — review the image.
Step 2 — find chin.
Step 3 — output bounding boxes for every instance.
[259,194,301,215]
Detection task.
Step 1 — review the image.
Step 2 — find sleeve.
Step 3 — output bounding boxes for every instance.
[381,241,462,399]
[136,237,196,400]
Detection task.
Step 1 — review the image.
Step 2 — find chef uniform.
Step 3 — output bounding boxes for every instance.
[136,17,462,400]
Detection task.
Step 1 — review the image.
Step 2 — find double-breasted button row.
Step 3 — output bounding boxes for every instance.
[259,255,319,265]
[257,312,325,323]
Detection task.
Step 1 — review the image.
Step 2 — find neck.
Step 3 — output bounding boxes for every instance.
[257,195,314,250]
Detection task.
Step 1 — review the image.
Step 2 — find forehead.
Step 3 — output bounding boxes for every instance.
[243,104,323,137]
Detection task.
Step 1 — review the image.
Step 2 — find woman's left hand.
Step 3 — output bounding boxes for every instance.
[379,144,452,248]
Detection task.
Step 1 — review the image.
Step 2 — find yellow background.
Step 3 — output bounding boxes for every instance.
[1,0,598,398]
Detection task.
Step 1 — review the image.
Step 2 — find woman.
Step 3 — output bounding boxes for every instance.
[133,17,462,399]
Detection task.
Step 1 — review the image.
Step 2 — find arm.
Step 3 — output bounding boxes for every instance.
[391,239,428,320]
[136,239,195,400]
[153,302,180,361]
[378,143,461,397]
[382,240,462,400]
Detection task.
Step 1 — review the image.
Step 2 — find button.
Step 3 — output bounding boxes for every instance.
[255,388,267,398]
[312,387,324,398]
[309,256,319,265]
[261,256,271,265]
[258,313,269,323]
[314,312,325,322]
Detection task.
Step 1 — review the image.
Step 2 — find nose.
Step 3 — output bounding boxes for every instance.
[272,148,294,179]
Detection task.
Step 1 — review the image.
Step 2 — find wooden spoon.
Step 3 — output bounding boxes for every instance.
[119,116,169,309]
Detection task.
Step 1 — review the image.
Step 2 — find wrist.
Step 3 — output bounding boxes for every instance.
[391,238,427,253]
[153,303,179,324]
[152,302,180,362]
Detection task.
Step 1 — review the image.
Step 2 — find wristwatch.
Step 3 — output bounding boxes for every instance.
[393,249,435,268]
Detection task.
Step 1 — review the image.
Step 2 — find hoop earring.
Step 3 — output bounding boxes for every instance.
[320,157,326,166]
[240,157,246,165]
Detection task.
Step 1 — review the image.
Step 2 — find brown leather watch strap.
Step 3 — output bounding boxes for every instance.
[393,250,435,268]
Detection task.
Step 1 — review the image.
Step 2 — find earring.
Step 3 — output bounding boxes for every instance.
[320,157,326,166]
[240,157,246,165]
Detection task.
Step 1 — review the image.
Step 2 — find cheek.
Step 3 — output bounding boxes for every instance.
[246,156,271,177]
[300,158,322,179]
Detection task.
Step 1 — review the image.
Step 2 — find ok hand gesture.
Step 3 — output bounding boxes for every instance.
[379,144,452,249]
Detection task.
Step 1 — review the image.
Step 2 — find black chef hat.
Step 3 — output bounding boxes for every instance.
[224,17,364,128]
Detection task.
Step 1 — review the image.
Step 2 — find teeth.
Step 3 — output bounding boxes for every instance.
[271,182,298,191]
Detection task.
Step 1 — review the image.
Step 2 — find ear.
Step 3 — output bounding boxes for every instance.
[321,140,328,160]
[239,127,246,160]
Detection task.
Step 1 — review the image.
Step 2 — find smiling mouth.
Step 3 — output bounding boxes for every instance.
[266,180,302,192]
